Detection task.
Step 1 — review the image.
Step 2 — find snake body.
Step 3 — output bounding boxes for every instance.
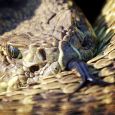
[0,0,114,114]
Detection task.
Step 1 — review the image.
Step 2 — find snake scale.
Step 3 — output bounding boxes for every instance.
[0,0,114,114]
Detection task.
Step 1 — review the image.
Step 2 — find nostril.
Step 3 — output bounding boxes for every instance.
[29,65,39,73]
[37,48,46,61]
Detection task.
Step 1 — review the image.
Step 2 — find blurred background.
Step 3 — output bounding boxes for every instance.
[0,0,106,24]
[75,0,106,24]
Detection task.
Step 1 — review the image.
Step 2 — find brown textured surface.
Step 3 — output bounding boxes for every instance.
[0,0,97,91]
[0,0,114,115]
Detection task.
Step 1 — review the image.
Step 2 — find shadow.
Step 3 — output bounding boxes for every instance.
[74,0,106,24]
[0,0,41,35]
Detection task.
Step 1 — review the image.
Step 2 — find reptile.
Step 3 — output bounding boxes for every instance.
[0,0,113,92]
[0,0,115,115]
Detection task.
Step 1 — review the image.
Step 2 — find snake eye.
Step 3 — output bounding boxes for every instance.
[7,45,22,59]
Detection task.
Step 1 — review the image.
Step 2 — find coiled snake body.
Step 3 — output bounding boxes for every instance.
[0,0,114,114]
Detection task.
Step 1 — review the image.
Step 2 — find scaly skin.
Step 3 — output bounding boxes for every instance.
[0,0,114,114]
[0,0,110,92]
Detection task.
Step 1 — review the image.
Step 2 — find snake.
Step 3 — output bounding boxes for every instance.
[0,0,114,114]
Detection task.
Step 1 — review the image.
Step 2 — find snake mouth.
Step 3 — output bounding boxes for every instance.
[67,59,114,91]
